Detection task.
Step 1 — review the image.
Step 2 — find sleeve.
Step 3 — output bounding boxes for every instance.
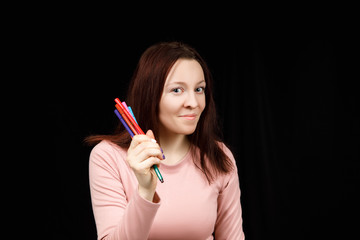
[214,147,245,240]
[89,142,161,240]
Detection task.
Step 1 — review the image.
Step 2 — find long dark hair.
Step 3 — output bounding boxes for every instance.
[85,41,234,183]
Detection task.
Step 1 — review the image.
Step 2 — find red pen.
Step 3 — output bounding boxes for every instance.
[115,98,144,135]
[115,104,138,136]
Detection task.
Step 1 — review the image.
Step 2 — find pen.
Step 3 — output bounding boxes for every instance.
[114,98,164,183]
[115,104,138,135]
[114,109,134,138]
[127,106,138,124]
[114,98,144,135]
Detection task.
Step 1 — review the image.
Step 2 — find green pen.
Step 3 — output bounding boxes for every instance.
[154,165,164,183]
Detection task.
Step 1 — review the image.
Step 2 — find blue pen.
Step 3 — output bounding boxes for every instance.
[114,109,134,138]
[128,106,138,124]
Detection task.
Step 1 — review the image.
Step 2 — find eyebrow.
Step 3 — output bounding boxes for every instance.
[167,80,206,86]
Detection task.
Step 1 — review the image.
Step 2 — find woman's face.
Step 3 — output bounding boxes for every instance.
[159,59,206,136]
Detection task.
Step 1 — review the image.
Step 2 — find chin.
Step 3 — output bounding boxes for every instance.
[178,126,197,135]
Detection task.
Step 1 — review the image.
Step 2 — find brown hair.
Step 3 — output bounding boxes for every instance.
[85,41,233,183]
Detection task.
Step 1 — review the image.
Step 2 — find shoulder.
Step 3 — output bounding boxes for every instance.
[217,141,236,166]
[89,140,128,166]
[214,142,239,187]
[91,140,126,154]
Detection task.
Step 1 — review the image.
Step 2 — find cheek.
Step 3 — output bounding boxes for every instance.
[159,97,178,119]
[199,96,206,112]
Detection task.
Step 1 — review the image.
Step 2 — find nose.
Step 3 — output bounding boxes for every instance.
[183,92,199,109]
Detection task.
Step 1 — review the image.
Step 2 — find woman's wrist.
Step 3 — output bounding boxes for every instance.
[138,185,157,202]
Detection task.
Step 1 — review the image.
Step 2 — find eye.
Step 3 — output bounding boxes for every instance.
[171,87,184,94]
[195,87,205,93]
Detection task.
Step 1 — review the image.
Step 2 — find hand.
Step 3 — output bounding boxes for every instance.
[126,130,163,201]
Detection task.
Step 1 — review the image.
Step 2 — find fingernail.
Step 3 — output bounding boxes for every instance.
[162,154,166,159]
[151,139,157,143]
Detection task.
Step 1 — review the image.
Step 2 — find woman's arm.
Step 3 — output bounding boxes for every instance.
[89,141,161,240]
[214,146,245,240]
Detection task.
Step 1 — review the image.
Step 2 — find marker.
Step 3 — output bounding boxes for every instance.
[115,104,138,135]
[114,98,164,183]
[114,109,134,138]
[115,98,144,135]
[128,106,138,124]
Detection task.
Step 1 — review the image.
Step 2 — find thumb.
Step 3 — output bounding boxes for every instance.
[146,129,155,140]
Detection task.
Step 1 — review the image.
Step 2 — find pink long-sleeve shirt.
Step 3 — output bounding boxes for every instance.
[89,140,245,240]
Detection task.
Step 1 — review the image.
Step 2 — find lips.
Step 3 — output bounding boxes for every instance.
[179,114,197,120]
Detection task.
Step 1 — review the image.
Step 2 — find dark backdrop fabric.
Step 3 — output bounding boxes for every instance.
[37,20,359,240]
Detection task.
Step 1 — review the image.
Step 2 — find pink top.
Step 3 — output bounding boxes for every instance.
[89,140,245,240]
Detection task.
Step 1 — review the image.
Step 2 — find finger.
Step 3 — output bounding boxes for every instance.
[131,141,162,158]
[129,134,155,151]
[146,129,155,140]
[138,157,162,172]
[145,129,165,160]
[131,156,161,174]
[137,147,163,161]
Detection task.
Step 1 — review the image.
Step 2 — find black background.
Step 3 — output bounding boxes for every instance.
[28,9,359,240]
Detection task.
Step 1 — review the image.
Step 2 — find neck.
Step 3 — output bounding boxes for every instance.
[158,129,190,165]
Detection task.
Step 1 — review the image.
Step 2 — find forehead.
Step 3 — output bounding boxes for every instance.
[165,59,205,85]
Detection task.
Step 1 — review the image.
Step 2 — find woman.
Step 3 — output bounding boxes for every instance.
[86,41,245,239]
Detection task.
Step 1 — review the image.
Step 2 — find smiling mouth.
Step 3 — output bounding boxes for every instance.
[179,114,197,120]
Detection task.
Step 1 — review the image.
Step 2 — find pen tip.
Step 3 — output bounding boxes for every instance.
[160,179,164,183]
